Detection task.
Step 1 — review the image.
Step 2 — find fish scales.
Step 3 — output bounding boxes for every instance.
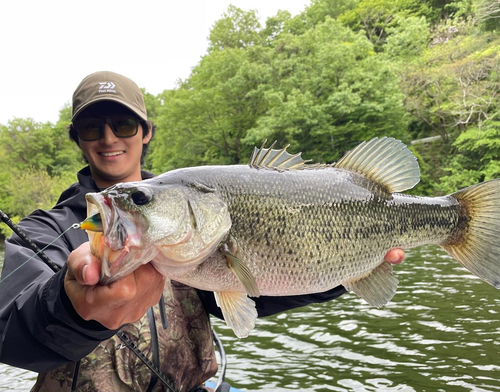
[82,137,500,337]
[163,165,462,295]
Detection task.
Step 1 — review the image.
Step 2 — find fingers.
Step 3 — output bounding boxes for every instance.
[65,249,166,330]
[82,260,101,286]
[66,242,101,286]
[134,264,166,307]
[384,248,405,264]
[127,264,166,322]
[90,265,165,329]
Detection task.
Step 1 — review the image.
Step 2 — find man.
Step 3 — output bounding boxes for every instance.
[0,71,404,391]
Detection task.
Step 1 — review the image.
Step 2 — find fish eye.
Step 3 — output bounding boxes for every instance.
[131,188,152,206]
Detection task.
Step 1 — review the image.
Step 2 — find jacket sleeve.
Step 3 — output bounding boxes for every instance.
[0,209,118,373]
[197,285,347,320]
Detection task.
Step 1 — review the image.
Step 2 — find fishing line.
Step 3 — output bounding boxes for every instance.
[0,208,65,272]
[1,217,180,391]
[1,215,210,391]
[0,224,77,284]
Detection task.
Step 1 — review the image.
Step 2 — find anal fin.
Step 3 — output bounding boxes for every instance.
[214,291,257,338]
[343,262,399,308]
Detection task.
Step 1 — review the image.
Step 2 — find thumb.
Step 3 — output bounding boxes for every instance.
[66,243,101,286]
[81,258,101,285]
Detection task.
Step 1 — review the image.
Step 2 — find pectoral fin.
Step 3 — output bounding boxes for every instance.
[223,245,260,297]
[214,291,258,338]
[343,262,399,308]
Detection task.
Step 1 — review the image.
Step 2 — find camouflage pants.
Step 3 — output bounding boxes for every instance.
[32,281,218,392]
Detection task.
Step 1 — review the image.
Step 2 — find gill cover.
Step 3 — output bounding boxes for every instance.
[153,182,232,275]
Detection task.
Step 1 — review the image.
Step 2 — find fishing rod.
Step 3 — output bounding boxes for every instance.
[0,208,60,273]
[212,329,227,390]
[0,208,179,392]
[0,208,228,392]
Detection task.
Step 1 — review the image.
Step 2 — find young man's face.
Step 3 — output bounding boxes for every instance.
[75,103,152,188]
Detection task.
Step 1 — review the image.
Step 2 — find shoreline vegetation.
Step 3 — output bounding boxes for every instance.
[1,0,500,241]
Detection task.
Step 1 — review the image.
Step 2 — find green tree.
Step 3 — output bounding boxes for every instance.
[150,43,273,172]
[438,119,500,191]
[476,0,500,31]
[398,13,500,192]
[0,114,82,238]
[385,16,430,59]
[208,5,264,51]
[339,0,401,48]
[402,26,500,138]
[0,114,80,176]
[244,17,409,163]
[151,9,410,170]
[304,0,358,26]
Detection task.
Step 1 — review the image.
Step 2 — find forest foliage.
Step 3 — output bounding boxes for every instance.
[1,0,500,238]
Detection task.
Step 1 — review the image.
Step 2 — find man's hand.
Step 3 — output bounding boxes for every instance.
[64,242,166,330]
[384,248,405,265]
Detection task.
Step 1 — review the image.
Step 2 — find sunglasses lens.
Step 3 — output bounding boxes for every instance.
[110,116,138,137]
[74,116,139,141]
[75,118,102,141]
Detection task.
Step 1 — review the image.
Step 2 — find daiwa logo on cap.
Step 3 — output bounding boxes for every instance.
[98,82,117,93]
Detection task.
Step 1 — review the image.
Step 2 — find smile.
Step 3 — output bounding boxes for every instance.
[100,151,125,157]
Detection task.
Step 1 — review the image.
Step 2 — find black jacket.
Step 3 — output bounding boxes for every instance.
[0,167,346,373]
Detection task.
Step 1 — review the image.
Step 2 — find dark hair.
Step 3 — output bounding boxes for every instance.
[68,107,156,166]
[139,121,156,165]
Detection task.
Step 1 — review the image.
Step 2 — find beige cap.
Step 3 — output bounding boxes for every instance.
[72,71,148,122]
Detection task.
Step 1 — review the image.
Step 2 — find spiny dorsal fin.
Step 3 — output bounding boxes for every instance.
[249,140,326,170]
[334,137,420,193]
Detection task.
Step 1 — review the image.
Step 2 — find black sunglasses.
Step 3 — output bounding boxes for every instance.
[73,115,139,141]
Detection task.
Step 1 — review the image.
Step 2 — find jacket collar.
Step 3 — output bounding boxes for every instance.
[77,166,156,191]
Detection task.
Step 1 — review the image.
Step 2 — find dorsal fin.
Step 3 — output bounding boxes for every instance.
[334,137,420,193]
[249,140,325,170]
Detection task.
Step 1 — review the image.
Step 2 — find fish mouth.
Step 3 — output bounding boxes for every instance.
[84,193,148,283]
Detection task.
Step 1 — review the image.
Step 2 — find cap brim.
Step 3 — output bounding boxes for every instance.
[72,97,148,122]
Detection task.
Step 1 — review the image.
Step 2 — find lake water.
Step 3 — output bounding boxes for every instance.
[0,245,499,391]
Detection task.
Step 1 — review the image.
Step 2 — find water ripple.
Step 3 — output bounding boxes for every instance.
[2,246,500,391]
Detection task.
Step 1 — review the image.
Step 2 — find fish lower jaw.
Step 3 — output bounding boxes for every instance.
[100,247,132,283]
[151,260,199,278]
[154,251,204,267]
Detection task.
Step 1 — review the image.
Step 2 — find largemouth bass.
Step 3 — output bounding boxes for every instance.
[82,137,500,338]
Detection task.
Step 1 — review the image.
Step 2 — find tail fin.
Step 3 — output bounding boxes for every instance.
[442,179,500,288]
